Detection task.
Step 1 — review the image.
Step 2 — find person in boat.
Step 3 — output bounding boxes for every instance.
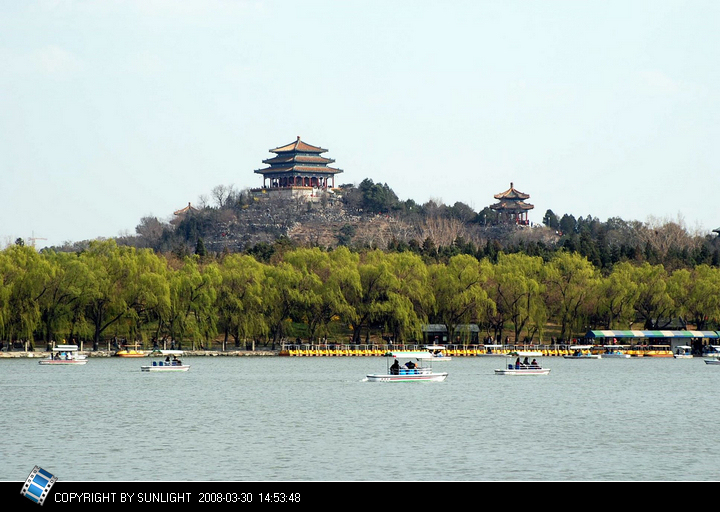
[531,358,539,368]
[515,357,521,369]
[523,356,530,366]
[405,360,416,369]
[390,359,400,375]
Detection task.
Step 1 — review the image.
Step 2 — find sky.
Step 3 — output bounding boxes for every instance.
[1,0,719,250]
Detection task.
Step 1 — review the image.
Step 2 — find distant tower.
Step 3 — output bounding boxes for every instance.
[490,182,534,225]
[254,136,343,196]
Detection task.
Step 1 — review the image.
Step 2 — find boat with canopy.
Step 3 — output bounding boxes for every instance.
[141,350,190,372]
[38,345,88,365]
[495,351,550,375]
[366,351,448,382]
[563,345,602,359]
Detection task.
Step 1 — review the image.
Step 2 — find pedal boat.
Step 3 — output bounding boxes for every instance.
[141,350,190,372]
[38,345,88,365]
[673,346,694,359]
[495,351,550,375]
[563,346,602,359]
[425,345,452,361]
[367,351,448,382]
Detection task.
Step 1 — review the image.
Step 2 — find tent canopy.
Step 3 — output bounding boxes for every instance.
[586,330,720,339]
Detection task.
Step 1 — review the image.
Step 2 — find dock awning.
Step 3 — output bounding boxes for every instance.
[586,330,720,339]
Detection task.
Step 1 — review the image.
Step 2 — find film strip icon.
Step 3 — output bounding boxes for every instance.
[21,466,58,505]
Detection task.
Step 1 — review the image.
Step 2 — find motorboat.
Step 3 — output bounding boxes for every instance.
[704,358,720,365]
[495,351,550,375]
[38,345,88,365]
[673,346,694,359]
[366,351,448,382]
[563,345,602,359]
[141,350,190,372]
[425,345,452,361]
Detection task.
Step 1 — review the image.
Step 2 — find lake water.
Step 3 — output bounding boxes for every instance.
[2,354,719,481]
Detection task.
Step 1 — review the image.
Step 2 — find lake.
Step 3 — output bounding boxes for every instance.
[2,354,719,481]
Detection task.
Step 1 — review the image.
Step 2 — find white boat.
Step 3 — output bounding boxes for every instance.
[495,351,550,375]
[141,350,190,372]
[673,346,694,359]
[425,345,452,361]
[563,345,602,359]
[366,351,448,382]
[704,359,720,365]
[478,344,506,356]
[600,345,632,358]
[702,345,720,359]
[38,345,88,365]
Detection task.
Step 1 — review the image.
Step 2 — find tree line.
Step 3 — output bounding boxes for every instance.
[2,238,720,351]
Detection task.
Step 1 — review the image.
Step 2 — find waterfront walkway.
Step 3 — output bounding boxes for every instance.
[0,343,675,358]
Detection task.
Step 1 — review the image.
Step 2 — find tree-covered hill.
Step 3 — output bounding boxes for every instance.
[47,178,720,272]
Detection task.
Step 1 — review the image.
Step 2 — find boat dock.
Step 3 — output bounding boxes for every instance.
[278,344,673,357]
[0,344,676,358]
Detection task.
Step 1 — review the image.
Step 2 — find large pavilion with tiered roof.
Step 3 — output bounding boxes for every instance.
[490,182,534,225]
[254,137,343,193]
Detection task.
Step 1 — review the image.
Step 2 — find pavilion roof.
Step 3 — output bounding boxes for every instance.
[262,154,335,165]
[270,136,327,154]
[494,182,530,200]
[255,165,343,175]
[490,200,534,212]
[173,202,199,216]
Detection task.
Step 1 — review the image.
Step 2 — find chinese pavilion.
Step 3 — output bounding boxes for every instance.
[173,202,199,217]
[490,182,534,225]
[254,137,343,191]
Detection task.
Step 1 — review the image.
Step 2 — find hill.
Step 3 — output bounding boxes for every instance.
[47,179,720,272]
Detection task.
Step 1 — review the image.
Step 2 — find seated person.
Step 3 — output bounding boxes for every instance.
[390,359,400,375]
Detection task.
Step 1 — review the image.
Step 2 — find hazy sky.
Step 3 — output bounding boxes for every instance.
[2,0,718,249]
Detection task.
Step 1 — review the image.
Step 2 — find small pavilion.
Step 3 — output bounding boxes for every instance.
[490,182,534,225]
[173,202,199,217]
[254,136,343,191]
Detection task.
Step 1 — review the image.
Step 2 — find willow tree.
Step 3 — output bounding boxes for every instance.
[283,247,361,342]
[628,262,675,329]
[81,240,169,349]
[667,264,720,330]
[429,254,495,344]
[595,261,640,329]
[36,250,93,345]
[382,251,433,343]
[347,250,403,344]
[489,252,546,343]
[545,251,599,342]
[2,245,54,349]
[216,253,269,350]
[121,248,170,345]
[0,250,12,341]
[263,258,322,344]
[161,256,220,350]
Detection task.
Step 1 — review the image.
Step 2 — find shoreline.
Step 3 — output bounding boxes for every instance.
[0,349,279,358]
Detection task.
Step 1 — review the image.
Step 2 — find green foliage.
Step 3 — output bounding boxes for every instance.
[4,232,720,348]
